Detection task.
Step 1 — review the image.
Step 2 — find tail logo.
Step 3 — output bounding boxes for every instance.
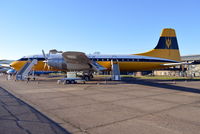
[165,38,172,48]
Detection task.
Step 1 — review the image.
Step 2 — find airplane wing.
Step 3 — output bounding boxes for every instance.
[62,51,90,64]
[62,51,91,71]
[62,51,105,71]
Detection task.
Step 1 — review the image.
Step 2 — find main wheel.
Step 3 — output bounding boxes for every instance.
[84,76,90,81]
[67,80,71,84]
[71,80,75,84]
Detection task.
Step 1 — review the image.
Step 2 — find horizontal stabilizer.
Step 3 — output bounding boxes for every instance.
[161,62,191,66]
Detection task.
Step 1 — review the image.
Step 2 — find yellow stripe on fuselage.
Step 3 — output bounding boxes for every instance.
[11,61,60,71]
[11,60,170,72]
[97,61,169,71]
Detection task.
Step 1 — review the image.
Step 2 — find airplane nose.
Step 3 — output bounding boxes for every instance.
[10,61,18,69]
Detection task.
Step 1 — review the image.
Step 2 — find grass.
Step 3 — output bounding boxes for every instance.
[135,76,200,80]
[94,75,200,80]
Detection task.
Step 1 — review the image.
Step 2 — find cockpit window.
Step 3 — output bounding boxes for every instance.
[17,58,28,61]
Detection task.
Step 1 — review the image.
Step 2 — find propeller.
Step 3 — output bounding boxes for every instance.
[42,49,63,71]
[42,50,51,71]
[42,50,47,60]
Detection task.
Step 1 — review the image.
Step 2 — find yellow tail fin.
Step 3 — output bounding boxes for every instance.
[135,28,181,61]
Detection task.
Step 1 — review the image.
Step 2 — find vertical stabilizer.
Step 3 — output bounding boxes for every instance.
[135,28,181,61]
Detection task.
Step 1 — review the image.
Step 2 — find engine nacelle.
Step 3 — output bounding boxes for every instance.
[47,58,67,70]
[47,58,91,71]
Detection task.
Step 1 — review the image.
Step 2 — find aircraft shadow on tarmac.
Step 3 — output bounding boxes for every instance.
[23,76,200,94]
[122,77,200,94]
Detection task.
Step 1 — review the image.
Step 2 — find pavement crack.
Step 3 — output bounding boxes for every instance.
[15,120,32,134]
[1,104,32,134]
[49,124,60,134]
[85,102,199,130]
[2,105,19,120]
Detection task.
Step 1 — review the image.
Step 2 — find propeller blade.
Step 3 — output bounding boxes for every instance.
[43,62,47,70]
[42,50,49,71]
[47,62,51,71]
[42,49,47,60]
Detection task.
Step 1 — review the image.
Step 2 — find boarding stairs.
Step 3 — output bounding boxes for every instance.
[16,59,38,80]
[111,60,121,80]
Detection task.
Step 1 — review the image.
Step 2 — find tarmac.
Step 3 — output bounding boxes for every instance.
[0,84,70,134]
[0,75,200,134]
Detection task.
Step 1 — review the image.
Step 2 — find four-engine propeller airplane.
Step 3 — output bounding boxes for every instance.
[10,28,184,79]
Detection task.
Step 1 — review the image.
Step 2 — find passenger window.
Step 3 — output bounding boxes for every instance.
[105,59,108,61]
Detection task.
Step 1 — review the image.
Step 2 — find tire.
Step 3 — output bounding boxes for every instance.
[71,80,75,84]
[84,76,90,81]
[67,80,71,84]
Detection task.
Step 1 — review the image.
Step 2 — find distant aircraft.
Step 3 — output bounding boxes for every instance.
[0,60,13,73]
[0,68,9,73]
[0,60,14,64]
[10,28,184,79]
[6,69,16,75]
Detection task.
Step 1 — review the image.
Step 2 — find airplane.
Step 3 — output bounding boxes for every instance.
[0,68,9,73]
[0,60,14,73]
[0,60,52,75]
[10,28,183,80]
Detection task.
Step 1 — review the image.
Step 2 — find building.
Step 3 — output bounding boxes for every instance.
[181,55,200,77]
[153,55,200,77]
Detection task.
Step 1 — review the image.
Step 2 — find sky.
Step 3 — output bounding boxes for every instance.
[0,0,200,60]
